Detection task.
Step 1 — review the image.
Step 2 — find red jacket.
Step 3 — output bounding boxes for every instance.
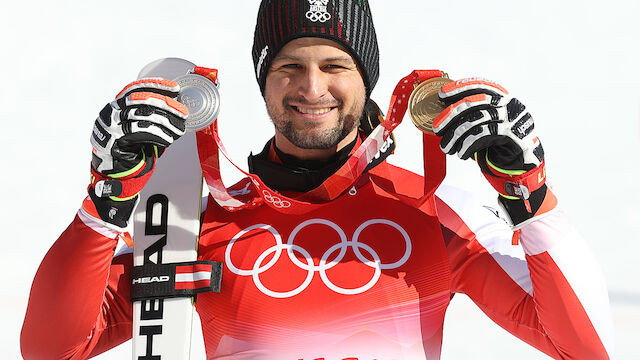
[21,161,613,359]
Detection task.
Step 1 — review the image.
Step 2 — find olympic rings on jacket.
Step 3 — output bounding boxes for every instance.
[224,219,412,298]
[262,190,292,209]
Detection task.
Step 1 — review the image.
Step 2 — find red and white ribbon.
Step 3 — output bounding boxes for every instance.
[195,69,447,214]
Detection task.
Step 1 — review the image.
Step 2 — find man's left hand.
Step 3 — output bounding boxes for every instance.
[432,78,557,227]
[433,78,544,173]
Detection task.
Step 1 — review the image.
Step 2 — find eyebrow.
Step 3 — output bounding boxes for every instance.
[272,54,354,63]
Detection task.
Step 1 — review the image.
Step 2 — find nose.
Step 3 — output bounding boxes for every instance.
[297,66,328,102]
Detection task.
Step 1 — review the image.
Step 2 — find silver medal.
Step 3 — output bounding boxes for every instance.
[137,57,220,131]
[175,73,220,131]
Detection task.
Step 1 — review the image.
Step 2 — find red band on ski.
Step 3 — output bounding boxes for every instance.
[196,70,447,214]
[175,263,214,290]
[130,261,222,301]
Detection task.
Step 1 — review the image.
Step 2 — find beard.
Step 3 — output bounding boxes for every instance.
[266,95,365,150]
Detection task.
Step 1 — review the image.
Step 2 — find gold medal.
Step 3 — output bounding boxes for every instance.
[409,76,453,134]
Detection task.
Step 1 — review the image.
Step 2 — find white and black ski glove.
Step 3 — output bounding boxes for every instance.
[433,78,556,227]
[86,78,188,228]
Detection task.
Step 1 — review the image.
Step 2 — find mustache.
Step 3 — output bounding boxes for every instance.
[283,96,342,108]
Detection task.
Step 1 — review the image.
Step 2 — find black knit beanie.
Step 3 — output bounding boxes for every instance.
[252,0,380,96]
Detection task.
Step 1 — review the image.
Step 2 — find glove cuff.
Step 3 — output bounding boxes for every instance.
[86,145,157,228]
[498,184,558,228]
[478,154,547,200]
[90,163,154,200]
[86,185,139,228]
[476,152,555,227]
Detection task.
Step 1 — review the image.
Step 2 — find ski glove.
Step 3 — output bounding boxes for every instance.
[86,78,188,228]
[433,78,556,227]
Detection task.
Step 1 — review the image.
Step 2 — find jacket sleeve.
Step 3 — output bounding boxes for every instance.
[21,205,134,360]
[435,185,614,360]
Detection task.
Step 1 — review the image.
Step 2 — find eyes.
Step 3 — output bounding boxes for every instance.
[275,63,351,72]
[280,63,301,69]
[324,64,349,70]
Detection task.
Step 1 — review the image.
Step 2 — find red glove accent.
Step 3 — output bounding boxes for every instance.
[481,161,547,200]
[90,166,155,199]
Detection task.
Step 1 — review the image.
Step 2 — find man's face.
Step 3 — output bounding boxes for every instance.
[264,37,366,158]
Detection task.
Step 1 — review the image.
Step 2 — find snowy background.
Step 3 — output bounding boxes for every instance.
[2,0,639,358]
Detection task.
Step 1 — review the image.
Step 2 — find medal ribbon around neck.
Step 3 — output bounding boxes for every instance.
[195,69,447,214]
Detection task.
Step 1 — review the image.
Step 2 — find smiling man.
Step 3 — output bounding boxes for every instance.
[265,38,365,158]
[21,1,614,359]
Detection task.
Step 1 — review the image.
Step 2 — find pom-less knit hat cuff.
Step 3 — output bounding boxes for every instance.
[252,0,379,96]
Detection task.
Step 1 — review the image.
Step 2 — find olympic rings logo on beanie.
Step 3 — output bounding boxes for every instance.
[306,0,332,23]
[251,0,380,96]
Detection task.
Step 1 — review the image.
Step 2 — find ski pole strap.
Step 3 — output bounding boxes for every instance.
[130,261,222,302]
[196,69,447,214]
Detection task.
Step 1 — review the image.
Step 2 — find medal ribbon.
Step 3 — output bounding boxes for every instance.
[196,69,446,214]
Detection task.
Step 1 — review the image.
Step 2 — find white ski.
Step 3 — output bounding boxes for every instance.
[131,58,218,360]
[132,131,202,360]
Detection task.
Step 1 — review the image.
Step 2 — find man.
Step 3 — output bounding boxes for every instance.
[21,0,614,359]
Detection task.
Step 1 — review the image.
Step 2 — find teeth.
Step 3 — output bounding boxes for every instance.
[296,107,332,115]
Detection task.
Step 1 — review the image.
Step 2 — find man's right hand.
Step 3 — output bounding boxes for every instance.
[87,78,188,228]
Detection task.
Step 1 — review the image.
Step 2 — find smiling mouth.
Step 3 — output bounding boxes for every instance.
[293,106,335,115]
